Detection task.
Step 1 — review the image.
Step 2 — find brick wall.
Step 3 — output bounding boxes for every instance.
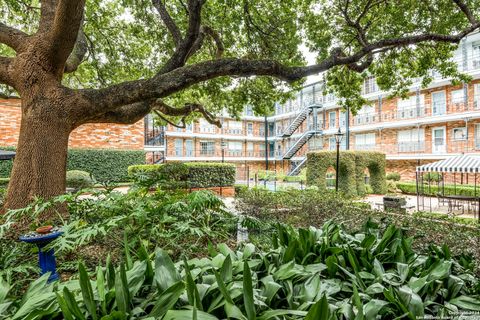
[0,99,144,150]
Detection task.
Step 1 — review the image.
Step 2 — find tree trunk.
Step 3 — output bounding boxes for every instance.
[4,103,72,226]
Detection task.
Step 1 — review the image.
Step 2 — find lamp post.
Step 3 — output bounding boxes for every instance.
[334,128,344,192]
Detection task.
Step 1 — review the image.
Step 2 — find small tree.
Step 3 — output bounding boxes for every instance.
[0,0,479,222]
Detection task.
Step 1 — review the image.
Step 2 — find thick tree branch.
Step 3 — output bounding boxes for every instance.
[89,101,154,124]
[152,0,182,47]
[159,0,205,73]
[89,98,220,129]
[41,0,86,75]
[64,27,88,73]
[0,23,29,51]
[0,57,14,86]
[453,0,478,24]
[38,0,57,32]
[83,24,480,117]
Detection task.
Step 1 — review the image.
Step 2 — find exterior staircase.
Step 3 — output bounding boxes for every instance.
[282,130,321,159]
[281,104,322,137]
[288,157,307,176]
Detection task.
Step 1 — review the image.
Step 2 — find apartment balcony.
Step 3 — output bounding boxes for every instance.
[144,129,165,147]
[354,144,377,151]
[353,113,378,126]
[397,141,425,153]
[166,149,269,159]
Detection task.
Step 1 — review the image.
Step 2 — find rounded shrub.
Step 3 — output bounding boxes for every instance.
[66,170,95,190]
[386,172,401,181]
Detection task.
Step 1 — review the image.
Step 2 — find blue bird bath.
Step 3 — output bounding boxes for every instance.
[19,228,63,282]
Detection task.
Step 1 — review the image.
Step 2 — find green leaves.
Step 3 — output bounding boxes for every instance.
[243,261,256,320]
[4,219,480,319]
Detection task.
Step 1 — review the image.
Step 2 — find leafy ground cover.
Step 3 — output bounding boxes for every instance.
[1,220,480,319]
[0,187,237,295]
[236,188,480,271]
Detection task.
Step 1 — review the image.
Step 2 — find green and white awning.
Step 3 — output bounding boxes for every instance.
[416,154,480,173]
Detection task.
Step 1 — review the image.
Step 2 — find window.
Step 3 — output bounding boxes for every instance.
[245,105,254,116]
[397,95,425,119]
[451,89,464,105]
[228,120,243,134]
[247,122,254,135]
[363,76,378,94]
[475,125,480,149]
[431,91,446,115]
[453,127,467,141]
[174,139,183,156]
[246,142,254,156]
[472,42,480,69]
[355,105,375,125]
[355,133,376,150]
[199,119,216,133]
[227,141,242,156]
[185,140,194,157]
[339,111,347,127]
[397,128,425,152]
[475,84,480,109]
[185,123,193,132]
[328,136,346,150]
[200,141,215,155]
[329,111,337,128]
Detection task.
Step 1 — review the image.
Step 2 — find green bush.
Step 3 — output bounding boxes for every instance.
[66,170,95,190]
[0,177,9,187]
[422,172,443,182]
[397,182,480,197]
[306,150,386,196]
[365,184,373,194]
[0,147,145,182]
[128,162,236,189]
[387,180,398,193]
[236,188,480,265]
[67,149,145,182]
[0,188,6,206]
[386,172,401,181]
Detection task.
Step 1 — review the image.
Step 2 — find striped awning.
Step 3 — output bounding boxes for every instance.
[416,154,480,173]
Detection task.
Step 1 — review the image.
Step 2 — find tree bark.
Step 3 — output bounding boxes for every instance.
[4,100,72,225]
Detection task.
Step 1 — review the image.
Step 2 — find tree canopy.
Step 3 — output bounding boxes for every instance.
[1,0,479,120]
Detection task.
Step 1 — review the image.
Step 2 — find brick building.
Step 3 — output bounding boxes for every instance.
[153,32,480,182]
[4,32,480,182]
[0,99,144,151]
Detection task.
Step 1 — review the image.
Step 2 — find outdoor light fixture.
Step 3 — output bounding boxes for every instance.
[335,128,344,192]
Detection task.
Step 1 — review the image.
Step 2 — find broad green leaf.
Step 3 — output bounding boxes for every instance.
[364,299,389,319]
[149,281,185,318]
[243,261,256,320]
[305,295,329,320]
[79,262,98,320]
[449,296,480,311]
[154,249,181,292]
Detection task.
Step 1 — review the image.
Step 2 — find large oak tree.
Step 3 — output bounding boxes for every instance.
[0,0,479,217]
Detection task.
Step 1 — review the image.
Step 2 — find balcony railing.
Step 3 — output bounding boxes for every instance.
[398,141,425,153]
[354,144,377,151]
[353,113,377,126]
[166,149,270,158]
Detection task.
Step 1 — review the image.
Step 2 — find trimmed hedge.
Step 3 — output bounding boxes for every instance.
[66,170,96,190]
[0,147,145,182]
[397,181,480,197]
[128,162,236,188]
[306,150,386,196]
[0,177,9,187]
